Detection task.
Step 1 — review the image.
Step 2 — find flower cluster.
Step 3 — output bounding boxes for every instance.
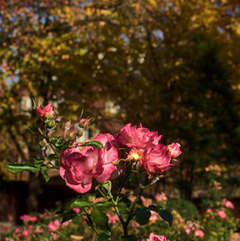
[60,123,181,193]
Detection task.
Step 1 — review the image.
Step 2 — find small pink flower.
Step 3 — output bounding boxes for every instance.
[106,213,119,224]
[140,196,152,207]
[224,200,234,209]
[48,219,61,232]
[72,208,81,214]
[20,215,37,223]
[22,227,29,237]
[36,104,53,117]
[185,228,192,235]
[62,219,72,227]
[148,233,168,241]
[22,225,32,237]
[168,143,182,158]
[13,227,20,236]
[51,232,60,240]
[128,194,136,202]
[195,230,205,238]
[206,208,212,213]
[149,210,159,223]
[217,210,227,219]
[155,192,168,202]
[130,220,140,228]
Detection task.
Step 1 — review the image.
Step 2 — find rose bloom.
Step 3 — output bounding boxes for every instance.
[149,210,159,224]
[155,192,168,202]
[13,227,21,236]
[48,219,61,232]
[62,219,72,227]
[224,199,234,209]
[60,133,118,193]
[217,210,227,219]
[36,104,53,117]
[206,208,212,213]
[20,215,38,223]
[140,196,152,207]
[72,208,81,214]
[106,213,119,224]
[195,230,205,238]
[185,228,192,235]
[148,233,168,241]
[116,123,162,149]
[168,143,182,158]
[140,144,172,174]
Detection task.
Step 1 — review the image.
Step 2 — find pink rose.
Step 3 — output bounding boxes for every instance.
[141,144,172,174]
[185,228,192,235]
[149,210,159,223]
[217,210,227,219]
[168,143,182,158]
[106,213,119,224]
[116,123,162,149]
[62,219,72,227]
[206,208,212,213]
[22,225,32,237]
[148,233,168,241]
[13,227,21,236]
[72,207,81,213]
[20,215,38,223]
[224,200,234,209]
[195,230,205,238]
[36,104,53,117]
[140,196,152,207]
[60,133,118,193]
[155,192,168,202]
[22,227,29,237]
[48,219,61,232]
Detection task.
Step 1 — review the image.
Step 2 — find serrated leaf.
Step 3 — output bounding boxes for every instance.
[80,141,104,149]
[158,209,173,226]
[71,200,91,208]
[91,209,108,230]
[5,163,40,173]
[135,207,151,225]
[97,233,111,241]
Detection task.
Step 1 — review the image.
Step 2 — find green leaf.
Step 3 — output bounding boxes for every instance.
[158,209,173,226]
[41,167,50,182]
[80,141,104,149]
[5,163,40,173]
[71,199,91,208]
[91,209,109,230]
[97,233,111,241]
[135,207,151,225]
[95,202,113,210]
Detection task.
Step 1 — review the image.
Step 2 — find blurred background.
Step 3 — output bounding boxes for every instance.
[0,0,240,235]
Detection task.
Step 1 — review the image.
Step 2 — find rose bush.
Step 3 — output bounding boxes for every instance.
[5,104,184,240]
